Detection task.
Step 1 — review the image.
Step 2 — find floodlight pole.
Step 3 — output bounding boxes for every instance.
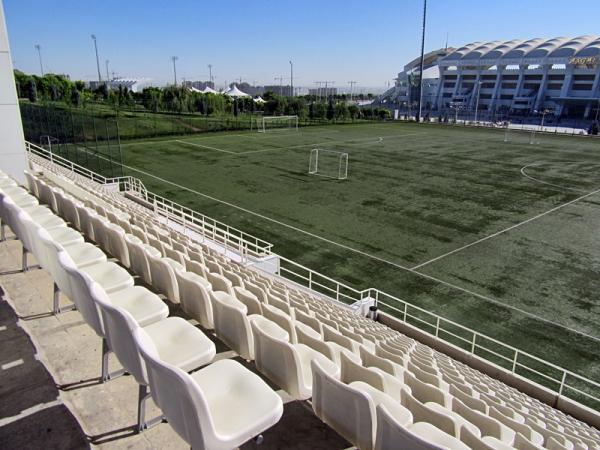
[289,60,293,97]
[105,59,110,81]
[171,56,178,86]
[415,0,427,123]
[208,64,213,86]
[474,81,483,124]
[348,81,357,101]
[91,34,102,83]
[34,44,44,76]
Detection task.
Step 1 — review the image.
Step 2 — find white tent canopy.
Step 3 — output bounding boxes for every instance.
[254,96,265,103]
[226,84,250,98]
[201,86,218,94]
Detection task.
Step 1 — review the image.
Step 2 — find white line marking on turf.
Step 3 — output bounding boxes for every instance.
[520,163,587,193]
[411,185,600,270]
[75,148,600,343]
[175,139,236,154]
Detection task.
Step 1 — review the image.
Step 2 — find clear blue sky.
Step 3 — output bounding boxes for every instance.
[4,0,600,90]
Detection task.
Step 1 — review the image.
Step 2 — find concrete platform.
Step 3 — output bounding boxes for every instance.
[0,233,349,449]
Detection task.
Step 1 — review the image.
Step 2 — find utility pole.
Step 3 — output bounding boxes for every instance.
[171,56,178,86]
[289,60,293,97]
[34,44,44,76]
[105,59,110,81]
[91,34,102,83]
[415,0,427,123]
[208,64,213,86]
[348,81,357,101]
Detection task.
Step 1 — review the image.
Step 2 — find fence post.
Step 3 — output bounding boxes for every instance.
[512,350,519,373]
[403,302,408,322]
[558,371,567,396]
[435,317,441,337]
[471,333,477,354]
[308,271,313,290]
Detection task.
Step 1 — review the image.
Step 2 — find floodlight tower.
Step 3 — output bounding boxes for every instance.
[105,59,110,81]
[91,34,102,83]
[415,0,427,123]
[34,44,44,76]
[289,60,293,97]
[348,81,357,101]
[208,64,213,85]
[171,56,178,86]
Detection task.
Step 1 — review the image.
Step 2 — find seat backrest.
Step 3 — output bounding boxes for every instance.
[92,282,148,384]
[210,292,253,360]
[59,195,81,230]
[251,316,301,397]
[57,251,104,337]
[295,309,321,335]
[359,346,402,378]
[125,236,152,283]
[404,371,448,406]
[135,328,216,449]
[243,281,268,303]
[175,269,214,330]
[35,227,72,294]
[323,325,354,352]
[375,404,443,450]
[340,352,385,391]
[164,245,186,266]
[513,432,546,450]
[295,324,334,361]
[311,359,374,450]
[75,205,96,240]
[449,384,488,414]
[105,224,129,267]
[186,259,208,278]
[147,253,179,302]
[233,287,262,316]
[90,214,110,249]
[262,304,294,342]
[401,388,455,437]
[452,397,510,442]
[23,170,39,197]
[206,272,233,295]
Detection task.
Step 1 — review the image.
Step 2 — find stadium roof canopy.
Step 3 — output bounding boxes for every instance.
[201,86,218,94]
[441,35,600,63]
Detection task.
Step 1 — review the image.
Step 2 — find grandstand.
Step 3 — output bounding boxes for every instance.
[2,4,600,450]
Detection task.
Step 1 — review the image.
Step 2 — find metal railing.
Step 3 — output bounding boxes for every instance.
[25,141,273,259]
[276,255,600,410]
[26,140,600,412]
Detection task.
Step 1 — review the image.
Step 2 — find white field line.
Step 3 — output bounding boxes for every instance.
[71,147,600,342]
[411,185,600,270]
[0,399,62,427]
[175,139,236,154]
[520,163,588,193]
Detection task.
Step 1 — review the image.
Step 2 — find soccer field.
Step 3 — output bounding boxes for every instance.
[116,122,600,392]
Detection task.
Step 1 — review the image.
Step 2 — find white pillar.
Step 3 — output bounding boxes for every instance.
[0,0,27,183]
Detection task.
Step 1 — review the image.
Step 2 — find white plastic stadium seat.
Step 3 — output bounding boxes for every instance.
[251,316,338,400]
[137,330,283,450]
[93,282,215,431]
[211,292,258,361]
[174,268,214,329]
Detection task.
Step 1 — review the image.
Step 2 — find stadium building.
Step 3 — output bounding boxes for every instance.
[383,36,600,120]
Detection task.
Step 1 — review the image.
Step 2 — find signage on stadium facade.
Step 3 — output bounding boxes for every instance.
[569,56,598,66]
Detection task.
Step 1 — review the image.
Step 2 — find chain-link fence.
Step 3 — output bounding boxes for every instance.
[20,103,124,178]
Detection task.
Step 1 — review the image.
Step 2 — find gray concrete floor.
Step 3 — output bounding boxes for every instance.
[0,232,350,449]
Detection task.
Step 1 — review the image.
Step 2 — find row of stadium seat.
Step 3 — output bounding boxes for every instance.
[7,164,600,450]
[0,169,284,449]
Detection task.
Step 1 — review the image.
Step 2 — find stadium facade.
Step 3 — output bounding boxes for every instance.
[384,36,600,120]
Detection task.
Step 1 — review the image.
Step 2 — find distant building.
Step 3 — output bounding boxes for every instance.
[308,87,337,97]
[87,78,151,93]
[184,80,215,91]
[264,85,293,96]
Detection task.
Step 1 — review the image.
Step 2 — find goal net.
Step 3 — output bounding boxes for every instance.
[503,127,540,145]
[258,115,299,133]
[308,149,348,180]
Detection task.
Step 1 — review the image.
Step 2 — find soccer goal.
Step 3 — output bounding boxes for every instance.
[503,127,540,145]
[308,149,348,180]
[257,115,299,133]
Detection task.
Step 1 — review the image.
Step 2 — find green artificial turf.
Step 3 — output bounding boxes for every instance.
[89,121,600,404]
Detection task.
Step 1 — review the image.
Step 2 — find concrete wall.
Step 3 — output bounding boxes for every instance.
[0,0,27,183]
[378,311,600,429]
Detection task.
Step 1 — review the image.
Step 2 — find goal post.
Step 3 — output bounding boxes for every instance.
[258,115,299,133]
[308,148,348,180]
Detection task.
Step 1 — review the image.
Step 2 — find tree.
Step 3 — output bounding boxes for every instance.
[233,99,239,117]
[27,78,37,103]
[309,102,315,120]
[348,104,359,120]
[71,86,81,107]
[326,99,335,120]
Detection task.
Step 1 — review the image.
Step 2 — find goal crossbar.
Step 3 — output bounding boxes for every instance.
[308,148,348,180]
[258,115,299,133]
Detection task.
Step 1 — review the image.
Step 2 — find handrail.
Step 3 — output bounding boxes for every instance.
[275,254,600,410]
[25,141,273,259]
[25,140,600,412]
